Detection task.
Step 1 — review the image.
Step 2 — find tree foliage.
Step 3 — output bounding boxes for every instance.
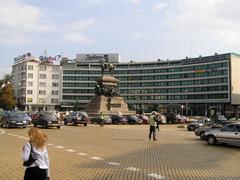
[0,74,16,110]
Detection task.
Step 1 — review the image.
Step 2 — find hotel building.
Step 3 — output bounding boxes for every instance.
[12,53,62,112]
[61,53,240,116]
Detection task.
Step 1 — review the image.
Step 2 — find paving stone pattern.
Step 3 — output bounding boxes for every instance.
[0,125,240,180]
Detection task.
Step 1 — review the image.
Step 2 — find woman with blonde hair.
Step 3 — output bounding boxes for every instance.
[22,127,50,180]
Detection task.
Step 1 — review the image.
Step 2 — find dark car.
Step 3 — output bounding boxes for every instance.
[0,111,28,128]
[194,120,238,140]
[187,117,211,131]
[127,115,142,124]
[64,111,89,126]
[91,115,112,124]
[203,122,240,146]
[32,112,61,129]
[111,115,128,124]
[211,115,227,123]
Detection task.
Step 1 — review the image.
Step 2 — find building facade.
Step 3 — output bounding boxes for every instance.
[61,53,240,116]
[12,53,62,112]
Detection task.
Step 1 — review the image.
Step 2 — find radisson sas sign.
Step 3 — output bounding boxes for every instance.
[76,54,120,63]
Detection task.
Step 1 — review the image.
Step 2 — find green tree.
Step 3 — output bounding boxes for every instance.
[0,74,16,110]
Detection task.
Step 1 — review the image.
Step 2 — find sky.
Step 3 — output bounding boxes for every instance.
[1,0,240,78]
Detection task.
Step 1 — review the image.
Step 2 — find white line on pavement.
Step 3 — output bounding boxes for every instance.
[108,162,121,166]
[90,157,103,160]
[126,167,140,171]
[55,146,64,149]
[77,153,88,156]
[66,149,76,152]
[48,143,54,146]
[0,129,5,135]
[147,173,165,179]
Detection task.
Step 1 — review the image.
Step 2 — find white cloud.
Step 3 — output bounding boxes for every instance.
[153,2,166,11]
[132,32,141,38]
[0,0,56,44]
[63,19,95,43]
[65,19,96,31]
[129,0,141,4]
[63,32,93,43]
[170,0,240,45]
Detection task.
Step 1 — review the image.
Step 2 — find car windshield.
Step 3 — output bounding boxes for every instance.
[218,115,227,121]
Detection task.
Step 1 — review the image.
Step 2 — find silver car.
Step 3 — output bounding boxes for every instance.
[204,122,240,146]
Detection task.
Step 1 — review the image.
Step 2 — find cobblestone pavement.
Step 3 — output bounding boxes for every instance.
[0,124,240,180]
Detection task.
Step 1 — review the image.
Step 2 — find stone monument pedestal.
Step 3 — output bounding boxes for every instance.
[85,75,135,117]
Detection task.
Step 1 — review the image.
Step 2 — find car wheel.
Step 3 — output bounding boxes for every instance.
[200,132,205,140]
[57,126,61,129]
[84,123,87,126]
[43,122,48,129]
[207,135,216,145]
[64,119,67,125]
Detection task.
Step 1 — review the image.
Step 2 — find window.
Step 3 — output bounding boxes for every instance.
[52,82,59,87]
[52,90,58,95]
[52,74,59,79]
[39,90,46,95]
[222,125,235,132]
[28,73,33,78]
[28,65,33,70]
[39,82,46,87]
[28,82,33,87]
[39,74,46,79]
[27,90,32,95]
[38,98,45,103]
[51,99,58,103]
[27,98,32,103]
[39,65,46,71]
[52,66,59,71]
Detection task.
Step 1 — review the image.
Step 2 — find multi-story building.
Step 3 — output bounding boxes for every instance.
[12,53,62,112]
[61,53,240,116]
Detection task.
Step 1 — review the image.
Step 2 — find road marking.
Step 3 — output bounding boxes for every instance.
[66,149,76,152]
[147,173,165,179]
[18,136,26,139]
[55,146,64,149]
[90,156,103,160]
[0,129,5,135]
[126,167,140,171]
[48,143,54,146]
[108,162,121,166]
[77,153,88,156]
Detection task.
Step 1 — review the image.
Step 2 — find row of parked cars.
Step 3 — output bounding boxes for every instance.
[187,114,240,146]
[0,110,62,129]
[63,111,151,126]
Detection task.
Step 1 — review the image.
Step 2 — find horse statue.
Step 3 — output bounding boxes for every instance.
[100,60,115,76]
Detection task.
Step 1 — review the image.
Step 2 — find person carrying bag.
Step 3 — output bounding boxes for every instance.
[22,127,50,180]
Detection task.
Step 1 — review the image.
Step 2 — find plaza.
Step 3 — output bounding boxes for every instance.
[0,124,239,180]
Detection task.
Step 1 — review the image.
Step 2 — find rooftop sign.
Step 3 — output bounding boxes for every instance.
[76,54,120,63]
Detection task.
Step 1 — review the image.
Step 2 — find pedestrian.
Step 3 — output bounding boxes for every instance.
[98,111,105,127]
[155,113,161,131]
[22,127,50,180]
[149,111,158,140]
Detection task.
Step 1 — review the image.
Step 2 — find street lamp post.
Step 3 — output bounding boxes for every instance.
[181,105,184,116]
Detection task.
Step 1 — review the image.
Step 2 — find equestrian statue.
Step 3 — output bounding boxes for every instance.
[100,60,115,76]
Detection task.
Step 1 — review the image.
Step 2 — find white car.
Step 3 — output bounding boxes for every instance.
[203,122,240,146]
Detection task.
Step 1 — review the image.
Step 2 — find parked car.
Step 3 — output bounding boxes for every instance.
[127,115,142,124]
[138,115,149,124]
[32,112,61,129]
[64,111,89,126]
[203,122,240,146]
[111,115,128,124]
[176,115,189,124]
[17,111,32,125]
[187,117,211,131]
[0,111,28,128]
[211,115,227,123]
[91,115,112,124]
[194,120,237,140]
